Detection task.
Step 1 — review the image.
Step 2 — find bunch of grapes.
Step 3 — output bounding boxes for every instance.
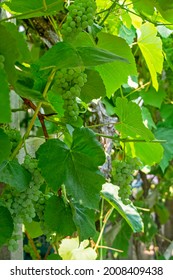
[52,67,87,122]
[0,155,44,251]
[3,127,21,152]
[61,0,96,39]
[0,54,5,69]
[34,192,53,238]
[111,157,141,205]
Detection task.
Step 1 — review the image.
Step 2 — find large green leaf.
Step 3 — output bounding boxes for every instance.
[44,196,76,238]
[101,183,143,233]
[154,127,173,172]
[37,128,105,209]
[96,32,137,97]
[114,97,154,141]
[81,69,106,102]
[2,0,64,18]
[0,160,31,192]
[0,129,11,164]
[0,206,14,248]
[0,68,11,123]
[137,23,164,91]
[125,141,164,166]
[71,202,96,241]
[36,42,128,70]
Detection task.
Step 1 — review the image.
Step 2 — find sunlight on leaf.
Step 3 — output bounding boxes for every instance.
[137,23,164,91]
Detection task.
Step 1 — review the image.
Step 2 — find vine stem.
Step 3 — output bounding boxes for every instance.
[99,0,119,26]
[10,68,56,160]
[25,230,41,260]
[94,207,114,254]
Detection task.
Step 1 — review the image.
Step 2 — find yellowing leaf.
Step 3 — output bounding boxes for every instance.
[137,23,164,91]
[58,237,97,260]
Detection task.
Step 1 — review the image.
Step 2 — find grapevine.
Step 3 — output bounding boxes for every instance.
[111,157,141,205]
[61,0,96,39]
[52,67,87,122]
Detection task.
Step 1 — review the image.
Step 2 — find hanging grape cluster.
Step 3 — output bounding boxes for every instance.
[3,127,21,152]
[0,155,44,251]
[0,54,5,69]
[52,67,87,122]
[111,157,141,205]
[61,0,96,39]
[34,191,53,238]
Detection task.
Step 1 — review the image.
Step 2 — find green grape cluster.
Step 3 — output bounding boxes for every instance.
[0,155,44,251]
[3,127,21,152]
[34,192,53,237]
[111,157,141,205]
[61,0,96,38]
[0,54,5,69]
[52,67,87,122]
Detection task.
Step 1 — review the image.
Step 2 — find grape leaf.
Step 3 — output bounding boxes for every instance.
[0,206,14,248]
[36,42,128,70]
[0,24,19,84]
[154,127,173,172]
[37,128,105,209]
[156,0,173,22]
[81,69,106,102]
[0,129,11,164]
[44,196,76,238]
[24,221,43,239]
[137,23,164,91]
[125,141,164,166]
[140,87,166,108]
[0,68,11,123]
[132,0,155,15]
[101,183,144,233]
[14,81,45,102]
[96,32,137,97]
[47,90,64,117]
[0,160,31,192]
[1,22,31,62]
[71,202,96,241]
[141,107,156,130]
[2,0,64,18]
[114,97,154,141]
[112,220,133,257]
